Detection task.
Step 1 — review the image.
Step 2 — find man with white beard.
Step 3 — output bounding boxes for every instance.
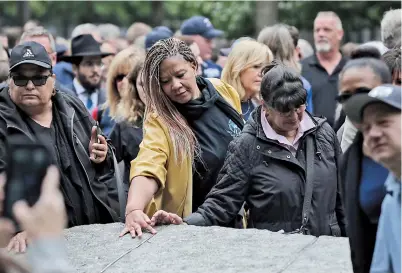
[301,11,348,128]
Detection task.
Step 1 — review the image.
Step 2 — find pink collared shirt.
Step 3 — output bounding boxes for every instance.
[261,108,316,156]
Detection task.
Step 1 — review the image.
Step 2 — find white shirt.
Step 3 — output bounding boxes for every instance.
[73,78,98,112]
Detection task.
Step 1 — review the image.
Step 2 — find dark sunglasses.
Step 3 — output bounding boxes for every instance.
[115,74,126,83]
[336,87,371,103]
[11,74,52,87]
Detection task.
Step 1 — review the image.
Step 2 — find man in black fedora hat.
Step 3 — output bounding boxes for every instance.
[61,34,111,113]
[61,34,115,134]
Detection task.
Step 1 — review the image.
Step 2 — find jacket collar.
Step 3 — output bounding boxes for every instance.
[70,81,106,107]
[260,107,316,147]
[306,53,349,70]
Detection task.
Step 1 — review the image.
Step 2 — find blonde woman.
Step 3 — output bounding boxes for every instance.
[99,46,145,135]
[120,38,243,238]
[109,53,146,190]
[221,39,273,120]
[257,24,313,113]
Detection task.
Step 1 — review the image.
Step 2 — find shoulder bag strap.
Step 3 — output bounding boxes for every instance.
[300,135,316,234]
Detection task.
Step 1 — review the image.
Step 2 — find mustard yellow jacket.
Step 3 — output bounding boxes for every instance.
[130,78,242,218]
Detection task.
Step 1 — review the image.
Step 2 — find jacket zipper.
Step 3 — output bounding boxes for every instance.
[70,111,113,220]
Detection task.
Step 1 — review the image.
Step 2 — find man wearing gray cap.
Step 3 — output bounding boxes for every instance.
[344,84,401,273]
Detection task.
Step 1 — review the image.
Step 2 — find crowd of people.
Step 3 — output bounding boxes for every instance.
[0,7,400,273]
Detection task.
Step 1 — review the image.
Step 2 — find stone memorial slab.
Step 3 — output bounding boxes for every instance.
[62,223,352,273]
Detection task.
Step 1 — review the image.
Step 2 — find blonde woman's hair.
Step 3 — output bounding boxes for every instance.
[257,24,301,73]
[105,45,145,119]
[221,40,273,101]
[122,55,146,126]
[143,37,199,164]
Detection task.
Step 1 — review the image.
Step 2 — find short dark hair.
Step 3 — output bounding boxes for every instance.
[260,61,307,113]
[351,46,381,60]
[382,47,401,75]
[71,57,83,67]
[341,48,392,84]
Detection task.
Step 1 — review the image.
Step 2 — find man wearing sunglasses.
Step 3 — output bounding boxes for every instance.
[19,26,76,98]
[0,41,120,253]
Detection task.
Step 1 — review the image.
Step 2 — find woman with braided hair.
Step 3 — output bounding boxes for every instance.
[120,38,244,238]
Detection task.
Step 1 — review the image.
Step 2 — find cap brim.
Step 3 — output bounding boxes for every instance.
[60,52,113,62]
[220,48,231,56]
[343,94,383,124]
[203,29,224,39]
[9,60,51,71]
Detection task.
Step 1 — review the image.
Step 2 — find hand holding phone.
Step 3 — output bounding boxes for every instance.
[89,123,108,164]
[95,121,102,144]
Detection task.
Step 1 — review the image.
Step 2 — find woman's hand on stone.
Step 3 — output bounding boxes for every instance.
[120,209,156,238]
[150,210,183,226]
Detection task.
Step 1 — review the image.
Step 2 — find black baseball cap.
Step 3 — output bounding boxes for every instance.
[344,84,402,123]
[180,16,223,39]
[9,41,52,71]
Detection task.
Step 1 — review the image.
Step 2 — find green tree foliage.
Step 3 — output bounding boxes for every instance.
[0,1,400,40]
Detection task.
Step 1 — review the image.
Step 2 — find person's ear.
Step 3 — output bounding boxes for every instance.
[50,52,57,66]
[72,64,78,77]
[337,29,344,42]
[191,63,197,75]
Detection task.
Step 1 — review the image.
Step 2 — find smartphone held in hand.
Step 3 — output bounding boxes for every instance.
[96,121,102,143]
[3,137,52,226]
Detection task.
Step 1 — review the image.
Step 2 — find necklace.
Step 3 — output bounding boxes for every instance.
[242,99,252,116]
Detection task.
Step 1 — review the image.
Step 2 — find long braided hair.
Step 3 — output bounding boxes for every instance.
[142,37,200,164]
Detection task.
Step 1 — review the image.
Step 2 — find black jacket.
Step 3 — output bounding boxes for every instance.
[0,87,120,224]
[340,134,380,273]
[185,106,346,237]
[109,121,143,186]
[177,77,244,211]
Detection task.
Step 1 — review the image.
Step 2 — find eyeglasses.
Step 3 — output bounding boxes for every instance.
[269,104,306,117]
[336,87,371,103]
[11,74,52,87]
[115,74,126,83]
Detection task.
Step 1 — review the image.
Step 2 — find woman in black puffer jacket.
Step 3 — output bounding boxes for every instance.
[151,62,346,237]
